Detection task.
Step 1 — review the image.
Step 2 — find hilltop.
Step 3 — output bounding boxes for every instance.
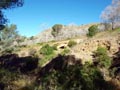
[21,23,101,45]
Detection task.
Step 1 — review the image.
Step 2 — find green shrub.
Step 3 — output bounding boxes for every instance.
[68,40,77,47]
[39,44,57,66]
[40,44,54,55]
[52,44,57,50]
[94,47,111,68]
[2,47,14,55]
[38,61,112,90]
[96,47,107,56]
[51,24,63,37]
[87,25,98,37]
[0,68,19,86]
[37,42,44,46]
[61,48,70,55]
[39,53,56,66]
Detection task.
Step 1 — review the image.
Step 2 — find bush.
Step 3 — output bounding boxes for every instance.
[39,44,57,66]
[52,44,57,50]
[96,47,107,56]
[0,68,19,88]
[68,40,77,47]
[39,53,56,66]
[40,44,54,55]
[87,25,98,37]
[38,60,112,90]
[2,47,14,55]
[51,24,63,37]
[94,47,111,68]
[61,48,70,55]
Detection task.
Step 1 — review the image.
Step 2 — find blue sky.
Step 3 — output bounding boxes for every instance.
[4,0,111,37]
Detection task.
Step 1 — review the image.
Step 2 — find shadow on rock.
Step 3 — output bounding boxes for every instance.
[0,54,39,74]
[110,48,120,75]
[38,54,82,78]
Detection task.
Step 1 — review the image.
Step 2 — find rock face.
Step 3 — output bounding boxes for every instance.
[70,36,120,63]
[20,23,110,46]
[21,24,99,45]
[34,25,89,43]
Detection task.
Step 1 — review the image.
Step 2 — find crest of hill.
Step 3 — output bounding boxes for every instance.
[20,23,103,45]
[34,23,100,43]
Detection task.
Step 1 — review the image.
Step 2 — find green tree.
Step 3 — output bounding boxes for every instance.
[51,24,63,37]
[87,25,98,37]
[0,0,23,29]
[0,24,18,41]
[0,24,19,54]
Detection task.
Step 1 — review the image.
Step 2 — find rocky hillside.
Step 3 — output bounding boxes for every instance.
[70,32,120,63]
[18,27,120,65]
[0,24,120,90]
[17,24,120,63]
[21,23,104,45]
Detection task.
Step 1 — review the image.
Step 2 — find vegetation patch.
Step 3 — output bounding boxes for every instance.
[61,48,70,55]
[51,24,63,37]
[93,46,111,69]
[68,40,77,47]
[87,25,98,37]
[40,44,54,55]
[39,53,56,67]
[39,44,57,66]
[37,56,114,90]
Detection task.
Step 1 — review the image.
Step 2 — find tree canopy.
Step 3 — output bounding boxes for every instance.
[0,0,23,28]
[87,25,98,37]
[0,24,18,41]
[51,24,63,37]
[100,0,120,30]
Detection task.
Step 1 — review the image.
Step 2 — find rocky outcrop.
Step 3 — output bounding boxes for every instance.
[21,24,99,45]
[70,36,120,63]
